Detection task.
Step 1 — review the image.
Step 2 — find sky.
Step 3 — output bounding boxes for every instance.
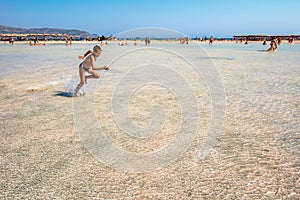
[1,0,300,38]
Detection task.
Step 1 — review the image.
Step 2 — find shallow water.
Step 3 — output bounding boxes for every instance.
[0,41,299,198]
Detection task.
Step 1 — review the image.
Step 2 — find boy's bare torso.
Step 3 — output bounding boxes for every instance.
[82,54,97,69]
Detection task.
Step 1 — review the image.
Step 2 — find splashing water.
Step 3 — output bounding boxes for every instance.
[65,75,76,95]
[65,75,89,96]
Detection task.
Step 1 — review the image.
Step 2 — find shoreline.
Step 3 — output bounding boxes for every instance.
[1,40,300,46]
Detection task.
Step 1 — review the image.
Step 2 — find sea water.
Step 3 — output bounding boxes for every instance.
[0,42,299,92]
[0,41,299,96]
[1,41,299,175]
[1,42,299,73]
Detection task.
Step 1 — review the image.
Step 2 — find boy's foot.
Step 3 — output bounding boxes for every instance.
[73,93,80,97]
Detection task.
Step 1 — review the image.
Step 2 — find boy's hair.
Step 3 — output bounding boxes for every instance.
[93,45,102,53]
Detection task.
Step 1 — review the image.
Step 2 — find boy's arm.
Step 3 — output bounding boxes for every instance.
[91,56,110,70]
[93,65,110,70]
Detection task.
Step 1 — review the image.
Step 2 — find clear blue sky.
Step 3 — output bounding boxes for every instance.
[1,0,299,37]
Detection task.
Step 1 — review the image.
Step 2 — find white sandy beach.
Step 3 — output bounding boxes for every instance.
[0,41,299,199]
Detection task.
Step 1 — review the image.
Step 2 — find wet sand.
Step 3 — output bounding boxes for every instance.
[0,42,299,199]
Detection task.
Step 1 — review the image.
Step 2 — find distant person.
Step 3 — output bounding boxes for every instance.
[262,40,267,45]
[288,36,294,44]
[209,36,214,45]
[185,37,189,44]
[74,45,110,97]
[145,37,150,46]
[34,37,38,45]
[268,38,278,52]
[277,37,282,45]
[9,37,14,45]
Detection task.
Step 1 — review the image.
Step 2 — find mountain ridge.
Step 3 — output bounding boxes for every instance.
[0,25,98,38]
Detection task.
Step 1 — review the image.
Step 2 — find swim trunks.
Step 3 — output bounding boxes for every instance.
[79,63,90,71]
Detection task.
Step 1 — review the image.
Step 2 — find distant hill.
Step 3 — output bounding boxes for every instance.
[0,25,98,38]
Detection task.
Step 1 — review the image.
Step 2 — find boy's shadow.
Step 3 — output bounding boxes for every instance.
[54,91,73,97]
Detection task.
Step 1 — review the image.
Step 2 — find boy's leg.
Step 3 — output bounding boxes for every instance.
[74,82,84,96]
[86,70,100,81]
[74,69,86,96]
